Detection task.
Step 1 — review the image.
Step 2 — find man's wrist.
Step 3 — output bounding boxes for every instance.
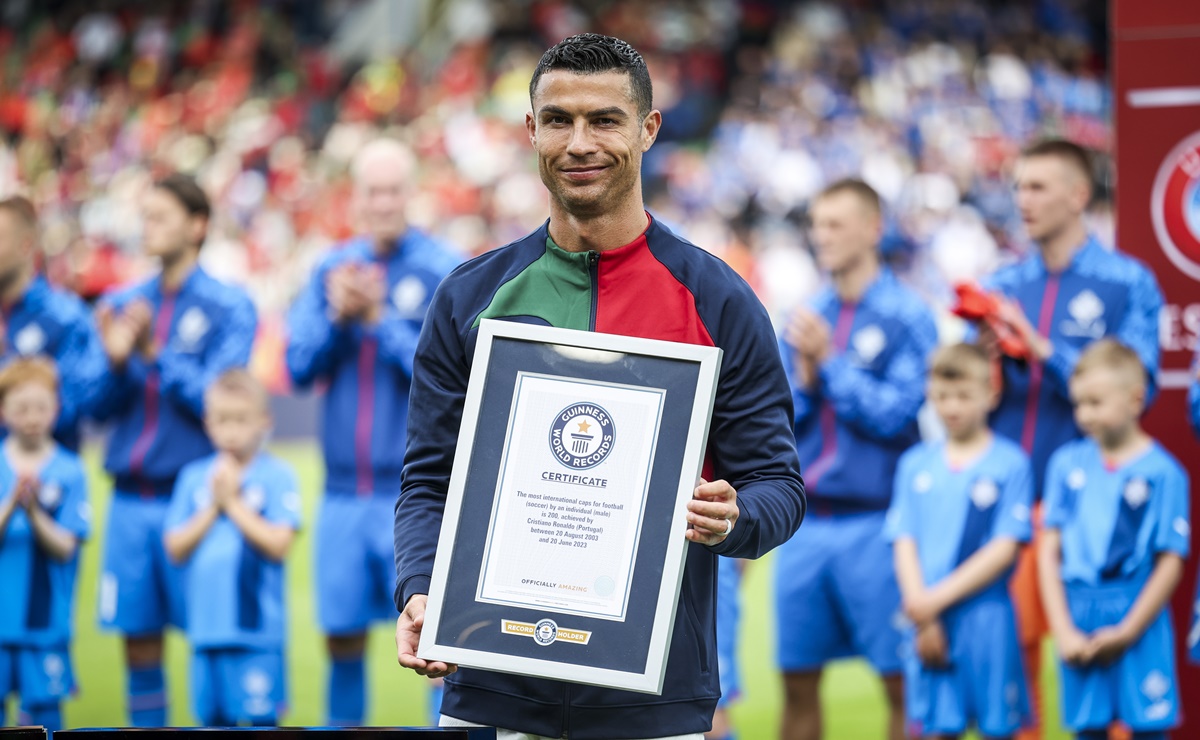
[1114,619,1140,646]
[399,576,433,610]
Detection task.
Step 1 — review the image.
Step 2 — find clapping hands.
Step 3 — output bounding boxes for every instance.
[97,299,154,367]
[326,262,386,325]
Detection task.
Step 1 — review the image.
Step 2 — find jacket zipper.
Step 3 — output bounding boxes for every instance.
[587,251,599,332]
[561,682,572,738]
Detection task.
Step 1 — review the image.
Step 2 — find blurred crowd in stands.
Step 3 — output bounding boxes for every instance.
[0,0,1110,388]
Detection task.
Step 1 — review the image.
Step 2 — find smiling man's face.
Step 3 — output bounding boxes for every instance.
[526,70,659,220]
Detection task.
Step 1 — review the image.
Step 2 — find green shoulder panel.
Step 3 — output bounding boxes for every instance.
[471,239,592,330]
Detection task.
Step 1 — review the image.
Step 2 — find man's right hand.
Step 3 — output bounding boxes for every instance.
[325,264,360,323]
[396,594,457,679]
[784,307,828,389]
[98,300,152,368]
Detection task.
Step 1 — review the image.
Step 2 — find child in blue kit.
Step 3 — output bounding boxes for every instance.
[0,358,90,733]
[1040,339,1189,740]
[885,343,1032,740]
[164,369,300,726]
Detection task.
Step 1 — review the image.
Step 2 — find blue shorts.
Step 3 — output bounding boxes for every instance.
[316,494,399,634]
[903,593,1030,737]
[192,648,286,725]
[0,644,75,706]
[1059,581,1179,733]
[715,557,741,709]
[774,511,903,673]
[99,493,186,635]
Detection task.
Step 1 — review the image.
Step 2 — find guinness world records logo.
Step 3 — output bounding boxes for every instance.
[549,402,615,470]
[1151,130,1200,282]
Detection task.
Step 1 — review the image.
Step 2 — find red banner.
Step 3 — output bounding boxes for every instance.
[1113,2,1200,735]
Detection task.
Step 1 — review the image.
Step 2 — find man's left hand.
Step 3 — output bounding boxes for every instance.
[355,264,387,325]
[996,298,1051,361]
[686,478,739,545]
[791,308,833,365]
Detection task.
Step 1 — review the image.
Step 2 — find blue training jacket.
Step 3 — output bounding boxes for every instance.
[94,267,257,495]
[985,236,1163,493]
[782,267,938,512]
[2,276,106,451]
[285,230,460,496]
[395,218,805,738]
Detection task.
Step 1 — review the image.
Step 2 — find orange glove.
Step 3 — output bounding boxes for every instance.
[951,282,1032,362]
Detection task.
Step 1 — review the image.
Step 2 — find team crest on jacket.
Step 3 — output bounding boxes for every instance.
[392,275,427,316]
[242,484,267,513]
[1123,477,1150,508]
[549,403,615,470]
[851,325,886,364]
[37,481,62,510]
[970,478,999,509]
[14,323,46,355]
[1062,290,1106,338]
[1067,468,1087,490]
[194,486,213,508]
[176,307,210,349]
[913,471,933,494]
[1151,129,1200,282]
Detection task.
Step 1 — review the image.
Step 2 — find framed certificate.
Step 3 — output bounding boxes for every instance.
[418,319,723,694]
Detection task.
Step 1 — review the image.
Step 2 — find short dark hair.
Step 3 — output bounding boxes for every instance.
[154,173,211,222]
[1021,138,1094,188]
[814,178,882,218]
[529,34,653,119]
[153,173,211,248]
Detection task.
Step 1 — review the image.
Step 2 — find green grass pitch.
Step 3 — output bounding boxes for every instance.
[28,441,1068,738]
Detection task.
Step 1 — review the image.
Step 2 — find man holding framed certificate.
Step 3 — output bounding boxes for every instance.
[394,33,806,739]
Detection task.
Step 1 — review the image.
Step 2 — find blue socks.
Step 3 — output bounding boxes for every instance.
[328,656,366,726]
[128,665,168,727]
[18,703,62,734]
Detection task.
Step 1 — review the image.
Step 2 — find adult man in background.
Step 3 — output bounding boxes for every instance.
[394,33,805,739]
[94,173,258,726]
[0,196,105,450]
[286,138,461,726]
[775,179,937,740]
[983,138,1164,739]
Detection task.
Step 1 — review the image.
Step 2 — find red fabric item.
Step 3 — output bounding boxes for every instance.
[593,233,714,348]
[950,281,1032,361]
[594,227,718,482]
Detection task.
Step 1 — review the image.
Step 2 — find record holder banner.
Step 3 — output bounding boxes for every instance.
[418,320,722,693]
